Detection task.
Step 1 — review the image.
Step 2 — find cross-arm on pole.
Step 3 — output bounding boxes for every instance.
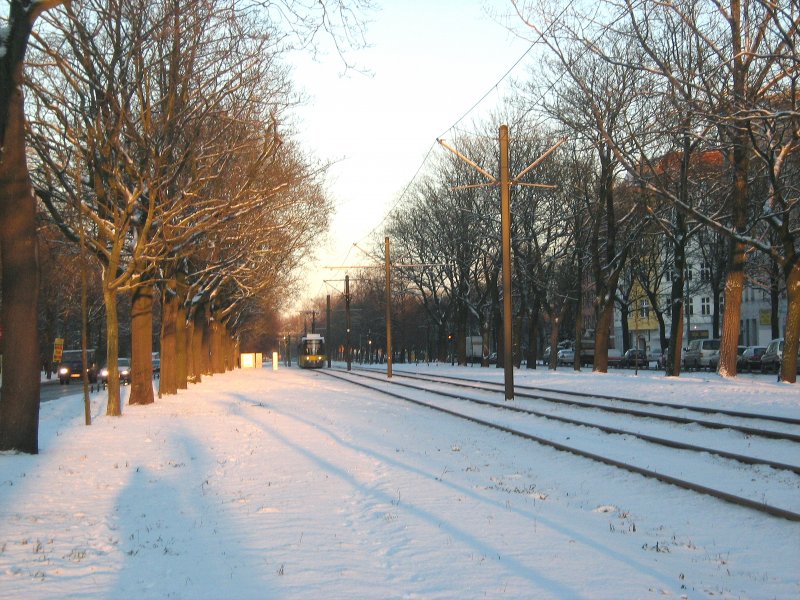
[513,136,568,183]
[436,138,497,184]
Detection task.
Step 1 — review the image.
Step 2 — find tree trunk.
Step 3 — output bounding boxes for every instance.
[668,292,685,377]
[129,283,154,405]
[770,260,781,340]
[718,1,748,378]
[667,243,687,377]
[209,314,224,374]
[190,306,205,382]
[593,301,614,373]
[0,90,40,453]
[186,313,198,384]
[781,262,799,384]
[103,284,121,416]
[619,299,630,353]
[719,245,745,377]
[200,305,211,374]
[226,334,234,371]
[159,281,178,396]
[176,301,188,389]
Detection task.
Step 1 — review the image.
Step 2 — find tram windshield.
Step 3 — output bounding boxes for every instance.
[302,339,324,355]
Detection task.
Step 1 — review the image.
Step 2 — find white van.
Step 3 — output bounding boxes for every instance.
[683,338,720,370]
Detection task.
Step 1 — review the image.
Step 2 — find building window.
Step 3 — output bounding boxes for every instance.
[685,264,693,281]
[701,297,711,315]
[639,298,650,319]
[687,297,694,316]
[700,261,711,282]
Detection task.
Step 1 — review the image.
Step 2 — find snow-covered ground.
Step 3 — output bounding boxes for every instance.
[1,363,798,599]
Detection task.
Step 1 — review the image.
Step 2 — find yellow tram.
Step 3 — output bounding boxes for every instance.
[298,333,326,368]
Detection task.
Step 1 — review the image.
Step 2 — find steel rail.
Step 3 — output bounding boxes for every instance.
[335,368,800,475]
[356,368,800,442]
[390,368,800,426]
[319,369,800,522]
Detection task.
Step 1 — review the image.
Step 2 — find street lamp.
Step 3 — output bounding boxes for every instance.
[448,333,454,366]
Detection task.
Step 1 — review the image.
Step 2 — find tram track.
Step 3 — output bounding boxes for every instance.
[361,368,800,441]
[341,368,800,474]
[319,367,800,522]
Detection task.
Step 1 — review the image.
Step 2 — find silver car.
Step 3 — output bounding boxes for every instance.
[683,338,720,370]
[557,348,575,366]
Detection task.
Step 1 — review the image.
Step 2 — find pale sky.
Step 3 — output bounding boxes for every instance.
[288,0,533,308]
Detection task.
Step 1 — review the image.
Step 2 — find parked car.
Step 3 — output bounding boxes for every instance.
[619,348,648,369]
[543,341,573,365]
[557,348,575,366]
[738,346,767,372]
[100,357,131,385]
[607,348,623,368]
[760,338,800,374]
[707,346,746,371]
[683,338,720,370]
[57,349,98,384]
[760,338,784,373]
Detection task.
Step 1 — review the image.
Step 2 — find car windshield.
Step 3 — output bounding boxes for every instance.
[118,358,131,367]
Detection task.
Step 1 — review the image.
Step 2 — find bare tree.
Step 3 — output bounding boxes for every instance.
[28,0,306,411]
[513,0,799,381]
[517,21,647,372]
[0,0,64,453]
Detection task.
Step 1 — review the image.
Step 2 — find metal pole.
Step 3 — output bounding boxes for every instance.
[385,237,393,378]
[345,274,352,371]
[499,124,514,400]
[326,294,331,368]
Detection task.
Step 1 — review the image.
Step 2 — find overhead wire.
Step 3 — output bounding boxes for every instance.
[321,6,570,294]
[351,39,539,249]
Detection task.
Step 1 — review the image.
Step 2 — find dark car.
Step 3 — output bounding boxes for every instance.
[100,357,131,385]
[708,346,747,371]
[619,348,648,368]
[57,349,98,384]
[738,346,767,372]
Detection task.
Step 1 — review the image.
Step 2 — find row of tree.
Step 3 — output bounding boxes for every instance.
[0,0,371,453]
[333,0,797,382]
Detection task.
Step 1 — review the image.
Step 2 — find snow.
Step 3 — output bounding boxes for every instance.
[1,364,798,599]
